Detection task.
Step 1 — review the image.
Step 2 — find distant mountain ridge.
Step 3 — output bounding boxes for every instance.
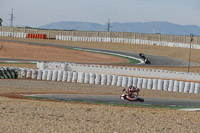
[39,21,200,36]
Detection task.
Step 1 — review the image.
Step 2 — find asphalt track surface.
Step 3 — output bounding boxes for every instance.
[25,94,200,108]
[1,39,199,66]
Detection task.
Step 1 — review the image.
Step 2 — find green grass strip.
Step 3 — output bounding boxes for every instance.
[70,48,141,64]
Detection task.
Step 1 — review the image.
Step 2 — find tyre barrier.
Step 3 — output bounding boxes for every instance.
[0,31,26,38]
[18,68,200,95]
[56,35,200,50]
[142,78,148,89]
[26,33,47,39]
[128,77,133,87]
[157,79,164,91]
[37,70,42,80]
[67,71,73,82]
[189,82,195,94]
[57,71,63,81]
[101,74,107,85]
[179,81,185,93]
[147,79,153,90]
[0,67,18,79]
[84,73,90,84]
[95,74,101,85]
[152,79,158,90]
[31,69,37,80]
[37,62,200,81]
[168,80,174,91]
[62,71,68,82]
[111,75,118,86]
[122,76,128,87]
[47,70,53,81]
[173,81,179,92]
[42,70,48,80]
[163,80,169,91]
[106,75,113,86]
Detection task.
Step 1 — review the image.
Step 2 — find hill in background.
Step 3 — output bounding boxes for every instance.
[39,21,200,36]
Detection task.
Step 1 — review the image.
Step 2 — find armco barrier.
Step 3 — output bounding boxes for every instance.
[18,68,200,95]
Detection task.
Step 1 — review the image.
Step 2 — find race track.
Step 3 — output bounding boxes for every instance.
[24,94,200,108]
[1,39,199,66]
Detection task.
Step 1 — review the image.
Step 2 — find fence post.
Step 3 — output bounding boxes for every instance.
[13,27,14,35]
[24,27,26,33]
[48,30,50,39]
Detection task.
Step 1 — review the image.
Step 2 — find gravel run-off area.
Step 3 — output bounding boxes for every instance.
[0,79,200,132]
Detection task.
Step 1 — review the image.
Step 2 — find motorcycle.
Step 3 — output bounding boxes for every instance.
[120,94,144,102]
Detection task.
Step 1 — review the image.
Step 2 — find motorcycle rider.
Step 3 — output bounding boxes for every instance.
[123,86,140,101]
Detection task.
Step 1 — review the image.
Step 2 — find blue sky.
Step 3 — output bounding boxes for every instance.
[0,0,199,27]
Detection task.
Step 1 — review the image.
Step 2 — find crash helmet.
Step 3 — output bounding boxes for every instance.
[128,86,140,92]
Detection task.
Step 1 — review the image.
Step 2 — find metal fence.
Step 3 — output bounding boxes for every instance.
[1,26,200,44]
